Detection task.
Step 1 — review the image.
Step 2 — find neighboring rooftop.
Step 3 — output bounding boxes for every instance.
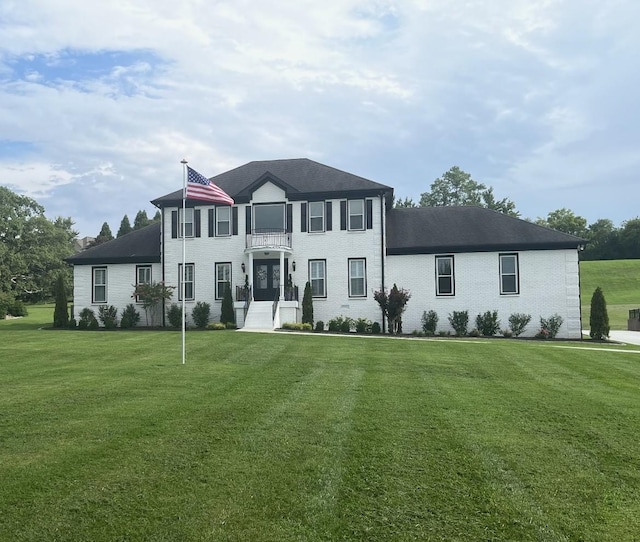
[386,206,586,255]
[151,158,393,206]
[66,223,161,265]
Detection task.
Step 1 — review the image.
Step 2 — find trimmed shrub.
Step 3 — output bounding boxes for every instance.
[469,328,480,337]
[508,313,531,337]
[78,308,97,329]
[537,314,564,339]
[314,320,324,332]
[327,316,353,332]
[98,305,118,329]
[421,310,438,334]
[475,310,500,336]
[120,304,141,329]
[207,322,227,330]
[9,299,28,317]
[281,322,313,331]
[53,273,69,328]
[355,318,372,334]
[220,282,235,325]
[371,321,381,334]
[88,317,100,330]
[192,301,211,329]
[167,303,183,328]
[448,310,469,336]
[302,282,314,327]
[225,322,237,329]
[502,329,513,338]
[589,287,610,340]
[0,292,11,319]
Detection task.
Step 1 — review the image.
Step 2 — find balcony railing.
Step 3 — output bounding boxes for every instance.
[246,229,292,250]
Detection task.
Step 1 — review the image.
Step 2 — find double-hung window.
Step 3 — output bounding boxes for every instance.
[215,262,231,300]
[180,208,194,238]
[309,260,326,298]
[436,255,454,296]
[216,207,231,236]
[92,267,107,303]
[499,254,519,294]
[135,265,152,302]
[308,201,325,232]
[178,263,195,300]
[348,200,365,230]
[348,258,366,297]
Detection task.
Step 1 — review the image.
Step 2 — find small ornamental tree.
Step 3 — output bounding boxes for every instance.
[133,281,175,326]
[220,282,235,325]
[302,281,314,327]
[374,284,411,334]
[53,273,69,328]
[589,286,610,340]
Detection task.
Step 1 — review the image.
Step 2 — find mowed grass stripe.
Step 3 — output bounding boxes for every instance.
[1,328,640,541]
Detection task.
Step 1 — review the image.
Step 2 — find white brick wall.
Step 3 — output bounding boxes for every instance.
[386,249,582,338]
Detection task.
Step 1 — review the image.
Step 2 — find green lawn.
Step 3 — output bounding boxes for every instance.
[2,309,640,541]
[580,259,640,329]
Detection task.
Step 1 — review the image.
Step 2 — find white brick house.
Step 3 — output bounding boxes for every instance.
[67,159,585,338]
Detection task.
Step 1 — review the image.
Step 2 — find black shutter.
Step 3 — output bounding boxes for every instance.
[340,201,347,230]
[326,201,332,231]
[286,204,293,233]
[195,209,201,237]
[232,207,238,236]
[245,206,252,234]
[301,203,307,232]
[171,210,178,238]
[366,199,373,230]
[208,209,214,237]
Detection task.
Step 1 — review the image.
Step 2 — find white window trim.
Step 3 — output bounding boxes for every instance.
[92,267,107,304]
[348,258,366,297]
[135,265,152,303]
[178,263,195,301]
[348,199,365,231]
[180,208,194,238]
[499,253,519,295]
[436,255,455,296]
[309,259,326,298]
[308,201,325,233]
[216,207,231,237]
[215,262,232,300]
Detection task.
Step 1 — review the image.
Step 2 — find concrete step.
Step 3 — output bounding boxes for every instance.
[242,301,274,330]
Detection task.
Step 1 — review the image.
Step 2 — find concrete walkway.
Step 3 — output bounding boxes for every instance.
[584,329,640,346]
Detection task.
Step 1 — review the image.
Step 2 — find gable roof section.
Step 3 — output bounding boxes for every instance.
[66,223,161,265]
[151,158,393,206]
[386,206,586,255]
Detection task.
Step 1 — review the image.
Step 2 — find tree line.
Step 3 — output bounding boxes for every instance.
[395,166,640,261]
[90,209,161,247]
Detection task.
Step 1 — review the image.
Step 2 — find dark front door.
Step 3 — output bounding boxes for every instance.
[254,259,282,301]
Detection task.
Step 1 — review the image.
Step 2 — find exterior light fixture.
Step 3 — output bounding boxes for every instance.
[241,262,246,273]
[292,260,296,272]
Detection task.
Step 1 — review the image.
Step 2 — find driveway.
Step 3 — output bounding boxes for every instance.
[585,329,640,346]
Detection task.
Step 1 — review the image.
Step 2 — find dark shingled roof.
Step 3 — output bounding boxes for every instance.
[386,206,586,254]
[66,223,161,265]
[151,158,393,206]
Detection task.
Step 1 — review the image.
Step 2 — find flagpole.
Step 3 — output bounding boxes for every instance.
[181,159,187,365]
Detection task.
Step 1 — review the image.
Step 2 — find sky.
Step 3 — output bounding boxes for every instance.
[1,0,639,238]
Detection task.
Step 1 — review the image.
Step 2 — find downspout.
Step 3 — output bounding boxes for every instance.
[380,191,386,334]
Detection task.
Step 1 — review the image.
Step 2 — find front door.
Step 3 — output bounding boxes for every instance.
[253,259,282,301]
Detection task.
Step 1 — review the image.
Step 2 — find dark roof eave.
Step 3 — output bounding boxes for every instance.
[387,242,584,256]
[65,256,161,265]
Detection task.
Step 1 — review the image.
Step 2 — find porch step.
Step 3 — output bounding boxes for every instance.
[241,301,275,331]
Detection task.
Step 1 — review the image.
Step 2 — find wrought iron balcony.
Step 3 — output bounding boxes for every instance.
[246,229,292,250]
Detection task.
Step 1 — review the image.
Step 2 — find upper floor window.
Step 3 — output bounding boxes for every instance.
[216,207,231,236]
[180,208,194,238]
[215,262,231,300]
[92,267,107,303]
[436,255,454,296]
[254,203,285,232]
[178,263,195,301]
[348,258,366,297]
[309,259,326,298]
[348,200,365,230]
[499,254,519,295]
[308,201,325,233]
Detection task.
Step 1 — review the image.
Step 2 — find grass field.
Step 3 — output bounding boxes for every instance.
[580,259,640,329]
[2,307,640,541]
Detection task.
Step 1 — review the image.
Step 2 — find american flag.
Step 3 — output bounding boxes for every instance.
[185,166,234,205]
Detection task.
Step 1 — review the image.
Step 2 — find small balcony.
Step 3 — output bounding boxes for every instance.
[246,229,292,251]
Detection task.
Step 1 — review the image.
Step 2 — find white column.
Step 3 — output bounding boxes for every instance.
[248,252,254,300]
[279,251,285,300]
